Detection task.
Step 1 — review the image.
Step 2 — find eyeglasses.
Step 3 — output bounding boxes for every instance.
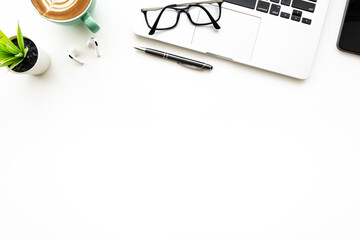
[141,0,224,35]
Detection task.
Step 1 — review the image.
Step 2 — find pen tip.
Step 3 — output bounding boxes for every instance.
[134,46,145,52]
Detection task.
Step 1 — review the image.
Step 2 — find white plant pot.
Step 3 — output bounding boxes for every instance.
[8,36,51,75]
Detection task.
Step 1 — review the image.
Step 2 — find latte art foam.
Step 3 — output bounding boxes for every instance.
[31,0,91,21]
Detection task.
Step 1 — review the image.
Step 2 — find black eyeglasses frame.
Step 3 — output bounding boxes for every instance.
[141,0,224,35]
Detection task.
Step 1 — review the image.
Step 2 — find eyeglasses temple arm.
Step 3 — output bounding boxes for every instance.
[176,0,223,7]
[197,4,221,29]
[141,0,223,11]
[148,5,177,35]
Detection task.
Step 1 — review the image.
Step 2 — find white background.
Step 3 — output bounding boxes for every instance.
[1,0,360,240]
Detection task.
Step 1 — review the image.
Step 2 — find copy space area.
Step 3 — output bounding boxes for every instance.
[0,1,360,240]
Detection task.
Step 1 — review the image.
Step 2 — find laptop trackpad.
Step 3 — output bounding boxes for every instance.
[191,8,261,62]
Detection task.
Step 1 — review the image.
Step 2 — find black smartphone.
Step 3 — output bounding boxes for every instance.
[338,0,360,55]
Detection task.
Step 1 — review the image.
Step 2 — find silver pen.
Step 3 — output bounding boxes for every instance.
[134,46,213,70]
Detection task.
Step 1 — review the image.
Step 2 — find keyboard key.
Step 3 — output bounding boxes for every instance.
[257,1,270,13]
[292,0,316,13]
[291,15,301,21]
[280,12,290,19]
[270,4,281,16]
[302,18,312,24]
[291,9,302,21]
[281,0,291,6]
[270,0,280,3]
[292,9,302,16]
[225,0,257,9]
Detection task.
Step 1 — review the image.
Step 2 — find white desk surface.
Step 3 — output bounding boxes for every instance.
[1,1,359,239]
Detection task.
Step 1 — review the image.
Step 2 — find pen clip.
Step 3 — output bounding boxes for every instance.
[177,62,203,70]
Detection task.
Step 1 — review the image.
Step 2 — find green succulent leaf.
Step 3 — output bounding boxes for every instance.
[0,30,19,51]
[23,47,28,58]
[0,42,7,52]
[15,52,24,58]
[8,59,23,70]
[6,43,20,55]
[0,51,13,59]
[0,56,21,68]
[17,23,25,52]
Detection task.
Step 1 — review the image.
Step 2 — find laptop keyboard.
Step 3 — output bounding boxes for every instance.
[225,0,316,25]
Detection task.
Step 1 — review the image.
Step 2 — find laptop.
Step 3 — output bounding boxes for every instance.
[133,0,329,79]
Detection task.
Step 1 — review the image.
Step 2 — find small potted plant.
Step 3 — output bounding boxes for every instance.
[0,23,50,75]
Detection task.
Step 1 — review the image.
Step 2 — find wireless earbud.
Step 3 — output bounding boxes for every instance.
[87,37,101,57]
[67,48,84,65]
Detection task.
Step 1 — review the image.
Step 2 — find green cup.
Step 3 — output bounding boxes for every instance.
[31,0,100,33]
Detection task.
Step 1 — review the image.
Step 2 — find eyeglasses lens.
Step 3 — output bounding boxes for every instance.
[188,3,221,24]
[146,8,179,29]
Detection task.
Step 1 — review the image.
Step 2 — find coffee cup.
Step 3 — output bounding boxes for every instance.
[31,0,100,33]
